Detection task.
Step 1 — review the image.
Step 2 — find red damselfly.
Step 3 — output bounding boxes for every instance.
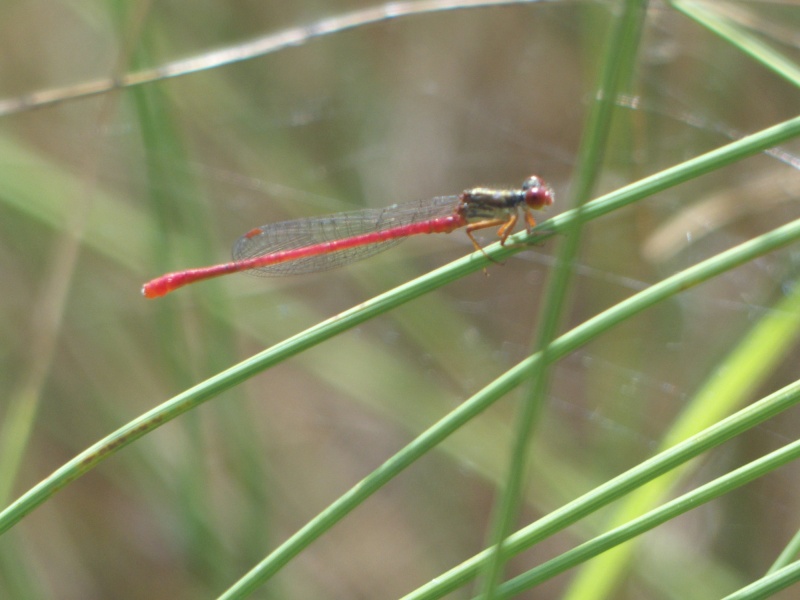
[142,175,554,298]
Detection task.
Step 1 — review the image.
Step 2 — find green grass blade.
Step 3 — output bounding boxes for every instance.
[671,0,800,87]
[769,529,800,575]
[480,1,650,596]
[722,561,800,600]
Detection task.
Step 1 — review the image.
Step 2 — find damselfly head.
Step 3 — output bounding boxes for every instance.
[522,176,554,210]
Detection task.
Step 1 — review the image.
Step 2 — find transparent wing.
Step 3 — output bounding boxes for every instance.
[232,194,459,276]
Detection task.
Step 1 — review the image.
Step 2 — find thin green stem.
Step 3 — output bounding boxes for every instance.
[768,528,800,575]
[722,561,800,600]
[671,0,800,87]
[480,0,650,596]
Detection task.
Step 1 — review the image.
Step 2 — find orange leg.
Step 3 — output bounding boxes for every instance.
[523,208,537,232]
[499,208,541,250]
[463,217,519,271]
[496,213,518,244]
[465,218,509,257]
